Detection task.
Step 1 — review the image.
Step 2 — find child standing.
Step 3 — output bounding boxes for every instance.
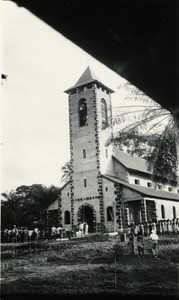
[126,233,135,255]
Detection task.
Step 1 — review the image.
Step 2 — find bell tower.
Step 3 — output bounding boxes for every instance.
[64,66,114,231]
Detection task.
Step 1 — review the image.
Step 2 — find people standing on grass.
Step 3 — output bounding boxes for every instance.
[161,220,164,235]
[85,222,89,235]
[12,225,18,243]
[152,220,157,232]
[83,222,86,235]
[130,222,135,235]
[24,227,28,242]
[150,229,159,258]
[137,231,144,256]
[28,228,34,242]
[166,219,170,235]
[139,222,144,236]
[163,220,167,235]
[51,225,57,238]
[144,221,149,237]
[34,227,39,241]
[79,222,84,236]
[156,220,161,235]
[172,219,176,235]
[126,233,135,255]
[1,217,178,244]
[176,218,179,235]
[149,220,153,234]
[75,222,89,237]
[56,226,62,238]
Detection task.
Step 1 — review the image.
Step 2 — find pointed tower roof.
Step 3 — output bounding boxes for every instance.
[64,66,114,94]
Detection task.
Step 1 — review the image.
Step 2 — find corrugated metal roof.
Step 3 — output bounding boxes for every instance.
[113,149,151,174]
[103,174,179,201]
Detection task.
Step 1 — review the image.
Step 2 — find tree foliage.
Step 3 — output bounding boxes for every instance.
[1,184,60,229]
[112,83,179,184]
[61,161,72,183]
[113,130,159,159]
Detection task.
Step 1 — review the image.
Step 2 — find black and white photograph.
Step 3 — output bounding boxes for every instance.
[1,0,179,299]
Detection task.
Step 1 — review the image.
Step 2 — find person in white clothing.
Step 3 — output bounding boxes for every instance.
[51,225,57,238]
[85,223,89,235]
[149,229,159,257]
[79,222,84,236]
[34,227,39,241]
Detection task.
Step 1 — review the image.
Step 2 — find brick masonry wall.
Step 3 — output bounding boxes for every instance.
[113,159,129,181]
[102,177,124,231]
[61,183,71,225]
[67,83,116,232]
[102,177,116,231]
[69,86,99,200]
[122,187,143,202]
[122,186,142,225]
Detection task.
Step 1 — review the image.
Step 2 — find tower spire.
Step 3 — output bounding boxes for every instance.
[64,66,114,94]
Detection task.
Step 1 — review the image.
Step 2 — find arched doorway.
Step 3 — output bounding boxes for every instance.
[77,204,95,233]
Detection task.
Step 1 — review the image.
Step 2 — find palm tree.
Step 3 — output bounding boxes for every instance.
[111,82,179,185]
[61,161,72,183]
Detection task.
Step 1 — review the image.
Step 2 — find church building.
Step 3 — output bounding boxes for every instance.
[47,67,179,233]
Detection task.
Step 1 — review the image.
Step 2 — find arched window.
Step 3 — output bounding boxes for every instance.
[173,206,176,219]
[107,206,114,221]
[79,98,87,127]
[101,99,108,128]
[64,210,70,224]
[161,205,165,219]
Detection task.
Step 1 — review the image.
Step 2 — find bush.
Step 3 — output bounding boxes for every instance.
[1,251,14,259]
[113,243,124,257]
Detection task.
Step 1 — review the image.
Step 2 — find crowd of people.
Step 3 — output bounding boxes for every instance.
[1,222,89,243]
[76,222,89,237]
[1,218,178,247]
[50,222,89,239]
[129,218,179,237]
[1,225,46,243]
[1,225,74,243]
[125,218,179,258]
[126,229,159,258]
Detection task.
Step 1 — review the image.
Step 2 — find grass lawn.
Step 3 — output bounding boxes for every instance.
[1,234,179,298]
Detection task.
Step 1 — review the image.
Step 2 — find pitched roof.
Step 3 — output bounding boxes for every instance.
[103,175,179,201]
[113,149,151,175]
[75,66,100,86]
[64,66,114,94]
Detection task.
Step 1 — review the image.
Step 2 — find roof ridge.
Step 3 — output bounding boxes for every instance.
[113,149,150,174]
[114,149,147,162]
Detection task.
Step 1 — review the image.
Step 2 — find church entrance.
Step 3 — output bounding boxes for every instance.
[128,200,141,225]
[77,204,95,233]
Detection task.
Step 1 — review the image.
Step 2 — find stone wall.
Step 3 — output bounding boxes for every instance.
[113,158,129,181]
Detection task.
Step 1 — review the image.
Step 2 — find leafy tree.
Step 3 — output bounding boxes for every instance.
[1,184,61,229]
[29,184,60,228]
[113,130,159,159]
[1,190,18,228]
[111,83,179,185]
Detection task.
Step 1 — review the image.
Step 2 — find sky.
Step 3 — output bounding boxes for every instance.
[1,1,131,192]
